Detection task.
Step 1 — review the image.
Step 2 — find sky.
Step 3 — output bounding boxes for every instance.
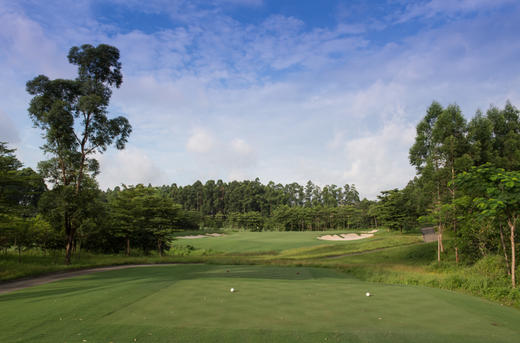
[1,0,519,199]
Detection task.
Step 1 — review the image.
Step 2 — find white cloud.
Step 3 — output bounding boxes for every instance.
[1,0,519,200]
[399,0,515,22]
[186,128,215,153]
[341,122,417,199]
[97,148,167,188]
[230,138,252,155]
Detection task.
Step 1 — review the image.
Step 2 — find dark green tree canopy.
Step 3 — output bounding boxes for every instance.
[68,44,123,88]
[26,44,131,186]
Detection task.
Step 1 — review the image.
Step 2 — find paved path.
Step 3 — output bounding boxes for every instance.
[0,264,179,295]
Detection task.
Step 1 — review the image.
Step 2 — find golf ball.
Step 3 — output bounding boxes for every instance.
[366,292,371,297]
[230,288,235,293]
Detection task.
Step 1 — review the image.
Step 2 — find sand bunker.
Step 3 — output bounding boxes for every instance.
[177,233,225,239]
[317,230,378,241]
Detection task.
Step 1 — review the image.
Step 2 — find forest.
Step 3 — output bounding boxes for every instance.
[1,44,519,288]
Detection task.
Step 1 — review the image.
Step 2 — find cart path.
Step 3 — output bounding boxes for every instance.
[0,263,181,295]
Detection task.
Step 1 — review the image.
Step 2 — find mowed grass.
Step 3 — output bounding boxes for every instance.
[1,264,519,343]
[172,230,422,255]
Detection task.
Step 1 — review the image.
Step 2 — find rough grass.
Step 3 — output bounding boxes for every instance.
[1,264,519,343]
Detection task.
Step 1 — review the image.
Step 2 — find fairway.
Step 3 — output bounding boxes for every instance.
[173,231,351,253]
[1,265,519,343]
[171,230,422,254]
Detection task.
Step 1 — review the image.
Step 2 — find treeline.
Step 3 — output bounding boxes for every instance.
[1,142,378,257]
[152,180,374,230]
[0,149,200,256]
[379,101,520,287]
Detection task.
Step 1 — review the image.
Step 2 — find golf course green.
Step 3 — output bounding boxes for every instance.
[1,264,519,343]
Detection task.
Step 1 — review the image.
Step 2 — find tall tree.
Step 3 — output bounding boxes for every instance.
[410,102,445,260]
[410,102,471,261]
[26,44,132,264]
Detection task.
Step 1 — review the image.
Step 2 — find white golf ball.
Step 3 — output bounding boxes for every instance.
[230,288,235,293]
[366,292,371,297]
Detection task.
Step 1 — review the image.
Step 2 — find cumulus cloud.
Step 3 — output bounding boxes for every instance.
[186,128,215,154]
[1,0,519,199]
[230,138,252,155]
[96,148,167,189]
[341,122,417,199]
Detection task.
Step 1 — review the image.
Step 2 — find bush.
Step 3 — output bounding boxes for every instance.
[471,255,509,279]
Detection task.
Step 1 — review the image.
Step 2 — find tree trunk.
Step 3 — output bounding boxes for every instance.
[439,223,444,252]
[64,213,74,265]
[437,232,441,262]
[126,237,130,256]
[508,218,516,288]
[499,225,511,275]
[65,234,74,265]
[157,239,162,257]
[451,163,459,263]
[436,180,444,258]
[437,221,444,262]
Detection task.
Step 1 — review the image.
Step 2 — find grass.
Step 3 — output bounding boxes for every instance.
[1,264,519,342]
[2,230,519,309]
[0,251,203,281]
[171,229,422,254]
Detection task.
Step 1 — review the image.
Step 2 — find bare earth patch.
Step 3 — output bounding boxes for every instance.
[177,233,225,239]
[317,230,378,241]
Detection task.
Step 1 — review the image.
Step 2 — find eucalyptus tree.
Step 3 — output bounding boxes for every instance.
[410,102,471,261]
[410,102,445,258]
[467,110,494,166]
[304,181,314,206]
[26,44,131,264]
[487,102,520,170]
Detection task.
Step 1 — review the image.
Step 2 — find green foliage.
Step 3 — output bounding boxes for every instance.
[26,43,132,263]
[107,184,199,255]
[0,143,47,254]
[375,188,418,232]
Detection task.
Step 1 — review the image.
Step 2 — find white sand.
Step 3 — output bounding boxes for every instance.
[317,230,378,241]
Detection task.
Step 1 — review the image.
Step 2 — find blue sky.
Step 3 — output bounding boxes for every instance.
[1,0,519,199]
